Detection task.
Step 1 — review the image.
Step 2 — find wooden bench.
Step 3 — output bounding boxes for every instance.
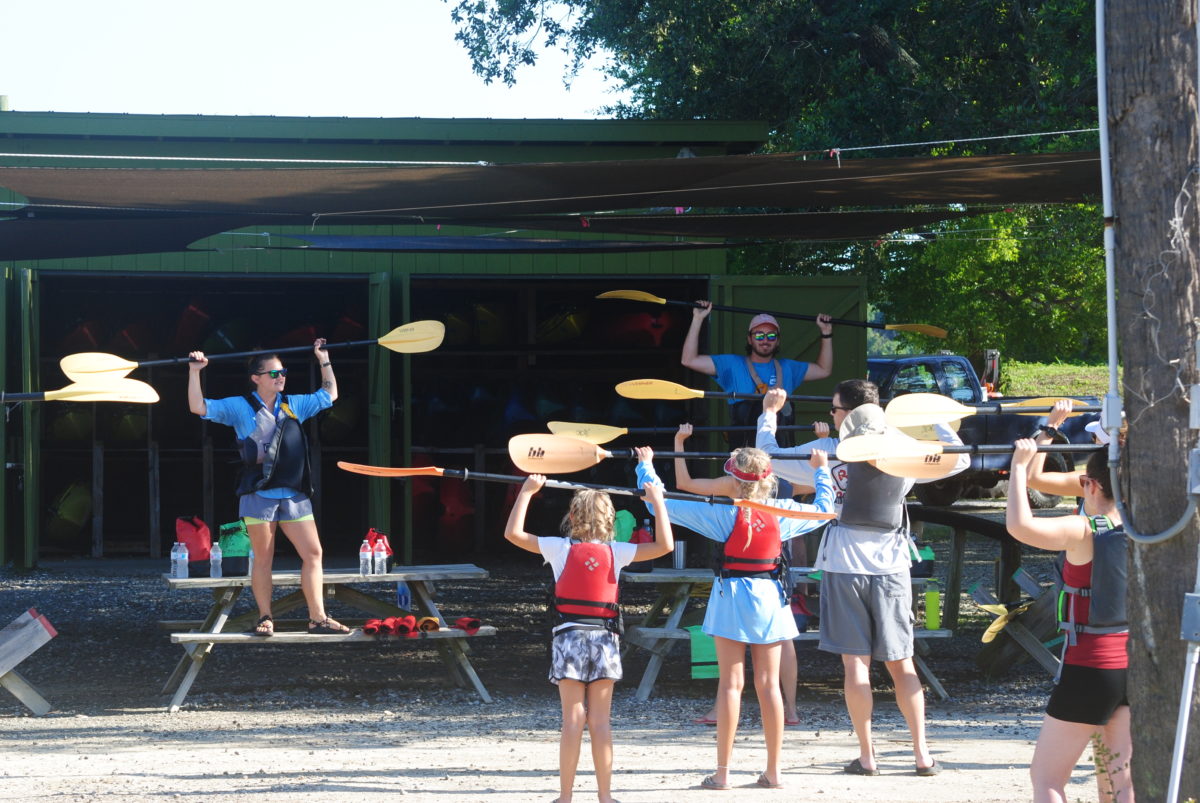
[160,565,494,712]
[0,608,58,715]
[621,567,953,701]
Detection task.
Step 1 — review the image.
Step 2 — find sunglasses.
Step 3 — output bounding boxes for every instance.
[830,405,851,415]
[751,331,779,342]
[254,369,288,379]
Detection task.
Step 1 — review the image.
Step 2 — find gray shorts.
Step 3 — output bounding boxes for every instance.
[818,570,914,662]
[549,627,623,685]
[238,492,313,523]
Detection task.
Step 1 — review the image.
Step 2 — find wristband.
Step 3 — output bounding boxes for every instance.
[820,332,833,339]
[321,361,331,367]
[1037,424,1060,438]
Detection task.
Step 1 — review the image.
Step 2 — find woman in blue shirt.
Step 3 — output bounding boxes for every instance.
[187,339,348,636]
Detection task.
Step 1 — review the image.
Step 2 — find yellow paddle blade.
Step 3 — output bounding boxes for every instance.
[885,323,948,338]
[547,421,628,444]
[896,418,961,441]
[377,320,445,353]
[875,452,961,480]
[884,393,976,427]
[616,379,704,401]
[734,499,837,521]
[999,396,1090,416]
[58,352,139,382]
[43,379,160,404]
[337,461,445,478]
[508,433,610,474]
[835,433,944,462]
[595,289,668,304]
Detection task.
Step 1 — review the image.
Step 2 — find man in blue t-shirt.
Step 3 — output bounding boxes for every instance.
[681,301,834,446]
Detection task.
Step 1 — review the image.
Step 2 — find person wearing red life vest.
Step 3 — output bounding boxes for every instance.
[504,465,672,803]
[636,445,833,791]
[1008,441,1133,803]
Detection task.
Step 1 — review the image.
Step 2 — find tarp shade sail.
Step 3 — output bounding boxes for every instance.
[0,150,1100,260]
[269,234,734,253]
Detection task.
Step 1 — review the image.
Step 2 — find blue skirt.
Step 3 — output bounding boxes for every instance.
[702,576,799,644]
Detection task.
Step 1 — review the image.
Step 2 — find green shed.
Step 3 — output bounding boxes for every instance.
[0,111,867,567]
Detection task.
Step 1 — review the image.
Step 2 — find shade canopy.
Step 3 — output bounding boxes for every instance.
[0,150,1100,260]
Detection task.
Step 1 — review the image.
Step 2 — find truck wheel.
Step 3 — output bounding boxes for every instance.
[1027,453,1069,509]
[913,479,963,507]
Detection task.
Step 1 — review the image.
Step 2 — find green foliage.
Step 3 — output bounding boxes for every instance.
[1001,359,1111,398]
[447,0,1097,153]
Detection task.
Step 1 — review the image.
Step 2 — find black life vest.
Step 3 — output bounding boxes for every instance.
[718,509,784,579]
[1057,515,1128,644]
[553,541,622,634]
[839,461,907,530]
[235,393,313,497]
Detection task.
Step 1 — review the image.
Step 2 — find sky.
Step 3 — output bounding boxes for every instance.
[2,1,628,119]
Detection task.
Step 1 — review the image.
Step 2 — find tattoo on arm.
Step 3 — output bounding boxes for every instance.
[323,380,333,390]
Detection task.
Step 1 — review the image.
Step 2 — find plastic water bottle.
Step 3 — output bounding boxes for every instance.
[209,542,223,579]
[359,539,372,577]
[175,542,189,579]
[395,581,411,610]
[372,539,388,575]
[169,543,181,577]
[247,548,255,575]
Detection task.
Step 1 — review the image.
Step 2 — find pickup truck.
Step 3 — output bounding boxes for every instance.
[866,354,1100,507]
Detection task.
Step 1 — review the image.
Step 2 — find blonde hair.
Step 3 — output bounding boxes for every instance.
[729,447,778,502]
[561,489,616,543]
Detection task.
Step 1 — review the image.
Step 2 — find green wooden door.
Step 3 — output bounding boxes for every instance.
[367,271,392,548]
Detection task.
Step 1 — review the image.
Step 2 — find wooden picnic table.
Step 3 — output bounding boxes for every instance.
[621,567,952,702]
[160,564,495,713]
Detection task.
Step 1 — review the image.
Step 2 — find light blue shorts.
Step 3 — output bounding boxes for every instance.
[238,492,313,524]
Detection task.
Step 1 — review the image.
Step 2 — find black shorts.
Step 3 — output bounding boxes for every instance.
[1045,663,1129,726]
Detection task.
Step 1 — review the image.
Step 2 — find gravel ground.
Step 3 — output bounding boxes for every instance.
[0,501,1107,802]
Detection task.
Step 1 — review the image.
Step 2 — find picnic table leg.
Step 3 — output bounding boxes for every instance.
[0,668,52,716]
[634,582,693,702]
[912,652,950,701]
[945,527,966,631]
[407,581,473,690]
[162,587,240,712]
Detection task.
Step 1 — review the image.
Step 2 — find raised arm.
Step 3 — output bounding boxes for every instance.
[633,477,674,561]
[802,314,834,381]
[187,351,208,416]
[1006,439,1091,557]
[503,474,546,555]
[680,300,717,376]
[673,424,738,496]
[314,338,338,403]
[1026,400,1083,495]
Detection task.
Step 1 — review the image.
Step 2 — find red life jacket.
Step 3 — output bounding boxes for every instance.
[554,541,620,621]
[719,509,783,578]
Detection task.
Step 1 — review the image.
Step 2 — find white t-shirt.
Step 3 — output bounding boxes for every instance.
[538,537,640,631]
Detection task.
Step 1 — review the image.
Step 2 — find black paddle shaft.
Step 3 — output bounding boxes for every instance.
[663,298,883,331]
[138,338,378,368]
[430,468,751,508]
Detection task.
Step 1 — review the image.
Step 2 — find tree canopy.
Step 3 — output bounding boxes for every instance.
[448,0,1105,361]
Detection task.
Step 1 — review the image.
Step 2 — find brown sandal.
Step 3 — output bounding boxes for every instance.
[252,614,274,637]
[308,617,351,635]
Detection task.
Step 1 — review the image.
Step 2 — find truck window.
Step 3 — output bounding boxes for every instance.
[941,361,975,402]
[891,363,939,396]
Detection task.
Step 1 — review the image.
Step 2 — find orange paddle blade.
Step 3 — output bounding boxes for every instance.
[337,461,445,478]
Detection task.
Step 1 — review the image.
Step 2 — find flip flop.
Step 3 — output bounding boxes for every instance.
[700,775,730,790]
[843,758,879,776]
[755,772,784,789]
[692,716,718,725]
[916,760,941,776]
[784,716,801,726]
